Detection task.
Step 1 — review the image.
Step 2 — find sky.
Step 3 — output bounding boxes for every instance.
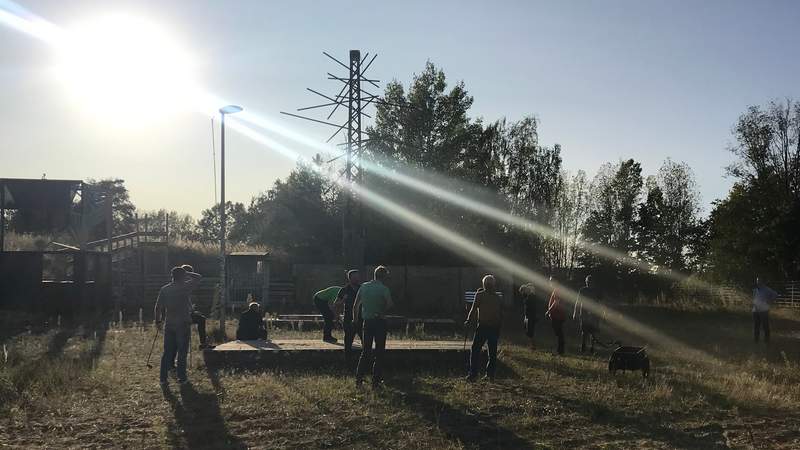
[1,0,799,218]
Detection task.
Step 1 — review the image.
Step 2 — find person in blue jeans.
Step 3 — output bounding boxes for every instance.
[154,266,202,386]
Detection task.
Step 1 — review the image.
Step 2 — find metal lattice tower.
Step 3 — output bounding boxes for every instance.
[281,49,384,270]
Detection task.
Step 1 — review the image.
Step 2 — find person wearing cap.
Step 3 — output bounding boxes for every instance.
[154,265,202,385]
[314,285,343,343]
[236,301,268,340]
[335,269,363,359]
[353,265,393,388]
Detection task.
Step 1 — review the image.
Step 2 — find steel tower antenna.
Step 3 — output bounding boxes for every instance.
[281,50,392,270]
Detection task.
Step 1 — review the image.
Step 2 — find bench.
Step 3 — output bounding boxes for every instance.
[464,291,504,304]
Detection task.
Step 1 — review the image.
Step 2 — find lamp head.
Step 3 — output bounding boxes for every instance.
[219,105,243,115]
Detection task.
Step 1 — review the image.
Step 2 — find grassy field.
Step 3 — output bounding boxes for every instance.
[1,305,799,449]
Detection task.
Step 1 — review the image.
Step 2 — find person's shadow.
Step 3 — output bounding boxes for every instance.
[162,379,245,449]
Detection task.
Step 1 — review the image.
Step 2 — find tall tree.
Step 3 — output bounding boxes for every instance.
[637,159,702,271]
[583,159,644,263]
[708,100,800,282]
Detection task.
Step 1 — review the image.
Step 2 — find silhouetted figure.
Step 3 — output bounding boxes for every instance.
[236,302,268,340]
[354,266,393,388]
[181,265,211,349]
[465,275,503,381]
[546,276,566,355]
[314,286,342,343]
[520,283,538,349]
[574,275,603,353]
[155,266,202,385]
[752,277,778,344]
[336,269,363,359]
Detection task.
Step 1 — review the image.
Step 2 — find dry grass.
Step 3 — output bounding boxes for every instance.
[1,306,799,449]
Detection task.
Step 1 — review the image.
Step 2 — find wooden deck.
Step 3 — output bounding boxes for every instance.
[203,339,466,369]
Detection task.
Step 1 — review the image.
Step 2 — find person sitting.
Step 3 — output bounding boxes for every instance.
[236,301,268,340]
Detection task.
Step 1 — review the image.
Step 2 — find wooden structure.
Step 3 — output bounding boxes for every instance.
[226,252,270,308]
[0,250,111,313]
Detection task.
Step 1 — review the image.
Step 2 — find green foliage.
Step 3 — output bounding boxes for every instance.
[707,99,800,283]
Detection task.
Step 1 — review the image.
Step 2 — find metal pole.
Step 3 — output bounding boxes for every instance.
[219,112,227,331]
[1,181,5,252]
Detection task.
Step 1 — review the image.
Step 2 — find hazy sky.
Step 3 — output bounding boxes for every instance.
[1,0,799,217]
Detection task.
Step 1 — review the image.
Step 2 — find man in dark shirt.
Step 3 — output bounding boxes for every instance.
[335,269,362,359]
[154,266,201,385]
[236,301,268,340]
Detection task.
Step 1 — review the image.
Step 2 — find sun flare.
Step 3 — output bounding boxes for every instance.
[53,14,198,127]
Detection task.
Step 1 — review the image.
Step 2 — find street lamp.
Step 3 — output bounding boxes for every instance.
[218,104,243,333]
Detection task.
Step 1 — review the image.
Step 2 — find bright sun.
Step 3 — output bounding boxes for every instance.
[54,14,199,127]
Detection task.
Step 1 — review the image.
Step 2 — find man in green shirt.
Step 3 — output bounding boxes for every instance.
[314,285,342,343]
[353,265,393,388]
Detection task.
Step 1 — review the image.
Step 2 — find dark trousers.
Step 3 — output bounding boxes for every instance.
[343,314,363,356]
[191,311,207,345]
[753,311,770,343]
[551,319,565,355]
[314,296,335,339]
[356,318,387,384]
[469,326,499,378]
[160,324,190,383]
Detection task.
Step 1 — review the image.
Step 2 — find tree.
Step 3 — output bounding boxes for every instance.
[84,178,136,238]
[636,159,702,271]
[195,202,248,244]
[583,159,644,264]
[708,99,800,282]
[245,164,340,261]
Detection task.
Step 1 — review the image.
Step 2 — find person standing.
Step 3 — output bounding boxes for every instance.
[313,285,342,343]
[546,275,566,355]
[353,266,393,388]
[182,265,211,349]
[520,283,538,349]
[753,277,778,344]
[574,275,603,353]
[154,266,202,386]
[465,275,503,381]
[335,270,362,359]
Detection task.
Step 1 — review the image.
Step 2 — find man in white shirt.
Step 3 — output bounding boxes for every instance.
[752,277,778,344]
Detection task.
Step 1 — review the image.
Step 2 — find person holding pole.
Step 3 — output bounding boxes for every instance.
[154,266,202,386]
[353,266,393,388]
[465,274,503,381]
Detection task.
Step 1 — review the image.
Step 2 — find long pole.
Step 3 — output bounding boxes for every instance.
[219,112,227,332]
[0,181,5,252]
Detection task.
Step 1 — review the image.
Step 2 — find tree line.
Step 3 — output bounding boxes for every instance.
[91,62,800,287]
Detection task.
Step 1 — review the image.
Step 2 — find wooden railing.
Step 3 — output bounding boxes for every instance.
[85,230,167,252]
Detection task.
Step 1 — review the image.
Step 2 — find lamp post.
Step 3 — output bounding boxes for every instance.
[218,104,243,333]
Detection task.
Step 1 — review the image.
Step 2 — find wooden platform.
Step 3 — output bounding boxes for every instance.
[203,339,466,369]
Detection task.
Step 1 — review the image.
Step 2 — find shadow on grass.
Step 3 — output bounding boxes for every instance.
[545,386,728,448]
[384,377,535,449]
[162,378,245,450]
